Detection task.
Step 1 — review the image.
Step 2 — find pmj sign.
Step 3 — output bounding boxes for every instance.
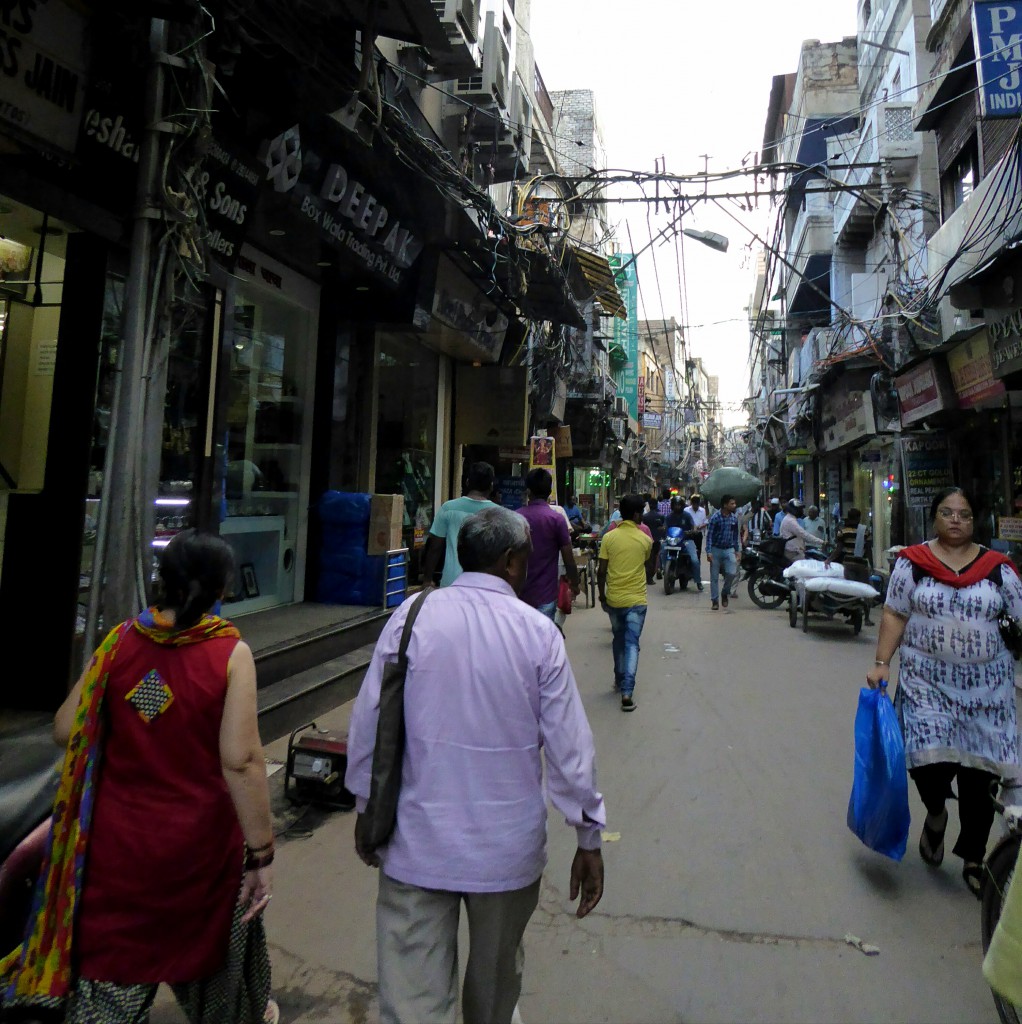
[974,2,1022,116]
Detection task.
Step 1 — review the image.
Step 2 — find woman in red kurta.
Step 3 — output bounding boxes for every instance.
[54,531,277,1024]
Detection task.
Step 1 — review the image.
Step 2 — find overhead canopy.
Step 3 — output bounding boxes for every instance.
[570,247,627,319]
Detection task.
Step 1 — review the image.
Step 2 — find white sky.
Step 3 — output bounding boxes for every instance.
[529,1,858,424]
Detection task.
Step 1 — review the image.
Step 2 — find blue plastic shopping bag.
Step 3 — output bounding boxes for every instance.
[847,683,910,860]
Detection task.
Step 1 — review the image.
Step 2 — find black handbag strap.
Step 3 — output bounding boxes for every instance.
[396,586,433,667]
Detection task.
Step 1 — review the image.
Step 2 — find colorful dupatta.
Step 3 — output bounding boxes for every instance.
[0,611,240,1014]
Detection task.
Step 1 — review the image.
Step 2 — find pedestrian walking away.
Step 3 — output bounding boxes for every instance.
[345,507,606,1024]
[598,493,654,711]
[421,462,497,587]
[0,530,278,1024]
[867,486,1022,898]
[706,495,742,610]
[516,468,580,620]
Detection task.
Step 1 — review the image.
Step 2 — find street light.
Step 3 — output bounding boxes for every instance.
[682,228,729,253]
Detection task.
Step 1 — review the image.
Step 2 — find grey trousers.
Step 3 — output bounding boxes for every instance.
[376,871,541,1024]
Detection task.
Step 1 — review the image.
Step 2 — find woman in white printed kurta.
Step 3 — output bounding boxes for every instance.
[867,487,1022,897]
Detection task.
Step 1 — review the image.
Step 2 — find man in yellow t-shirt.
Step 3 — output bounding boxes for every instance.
[597,494,653,713]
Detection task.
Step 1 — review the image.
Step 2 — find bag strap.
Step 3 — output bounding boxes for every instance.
[396,586,433,666]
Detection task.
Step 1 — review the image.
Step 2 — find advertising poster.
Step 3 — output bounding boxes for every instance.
[609,254,639,420]
[900,435,954,510]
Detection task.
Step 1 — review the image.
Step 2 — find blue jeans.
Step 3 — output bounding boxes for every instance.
[708,547,737,602]
[606,604,647,697]
[536,600,557,621]
[659,542,701,585]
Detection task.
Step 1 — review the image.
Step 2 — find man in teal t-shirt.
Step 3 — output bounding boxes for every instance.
[420,462,497,586]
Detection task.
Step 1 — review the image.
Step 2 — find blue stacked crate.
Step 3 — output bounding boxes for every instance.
[316,491,385,605]
[383,549,409,608]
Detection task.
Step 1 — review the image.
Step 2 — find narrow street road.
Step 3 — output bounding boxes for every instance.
[157,580,1001,1023]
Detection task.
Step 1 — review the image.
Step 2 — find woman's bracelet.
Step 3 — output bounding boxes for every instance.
[247,839,274,855]
[874,659,888,666]
[245,850,275,871]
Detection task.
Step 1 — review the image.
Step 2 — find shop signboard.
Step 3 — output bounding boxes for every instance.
[664,369,677,401]
[495,475,527,511]
[998,516,1022,542]
[786,448,811,466]
[1,0,89,155]
[195,137,262,270]
[554,425,573,457]
[973,1,1022,118]
[455,366,528,446]
[258,116,423,287]
[609,254,639,421]
[498,447,530,462]
[642,411,662,429]
[637,376,646,416]
[819,385,876,451]
[948,331,1006,407]
[896,359,957,425]
[990,307,1022,377]
[900,434,955,510]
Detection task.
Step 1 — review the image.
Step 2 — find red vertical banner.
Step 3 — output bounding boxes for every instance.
[638,377,646,416]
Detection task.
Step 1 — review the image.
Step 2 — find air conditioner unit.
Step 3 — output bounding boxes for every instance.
[612,396,628,415]
[454,10,510,113]
[429,0,481,77]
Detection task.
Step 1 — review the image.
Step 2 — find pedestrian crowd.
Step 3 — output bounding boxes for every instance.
[8,466,1022,1024]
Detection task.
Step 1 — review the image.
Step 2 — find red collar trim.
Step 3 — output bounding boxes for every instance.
[900,543,1010,588]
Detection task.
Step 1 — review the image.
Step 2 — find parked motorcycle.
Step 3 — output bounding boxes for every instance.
[0,722,61,956]
[745,537,827,609]
[662,526,693,595]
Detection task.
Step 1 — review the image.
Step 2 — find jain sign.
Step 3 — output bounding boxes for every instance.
[974,2,1022,116]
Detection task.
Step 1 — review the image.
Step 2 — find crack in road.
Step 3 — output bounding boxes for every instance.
[532,880,982,954]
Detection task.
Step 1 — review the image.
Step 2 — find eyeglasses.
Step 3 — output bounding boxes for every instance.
[937,508,973,522]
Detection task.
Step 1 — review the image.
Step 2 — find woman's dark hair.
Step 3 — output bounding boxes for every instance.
[929,486,973,521]
[157,529,235,629]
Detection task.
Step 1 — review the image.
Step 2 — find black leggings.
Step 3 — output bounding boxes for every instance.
[910,763,999,864]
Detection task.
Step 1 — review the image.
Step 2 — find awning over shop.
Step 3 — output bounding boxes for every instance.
[570,247,627,319]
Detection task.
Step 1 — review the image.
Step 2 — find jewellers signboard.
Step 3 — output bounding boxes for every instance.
[0,0,89,154]
[258,118,423,287]
[896,358,957,425]
[948,330,1006,407]
[641,411,662,429]
[973,1,1022,117]
[901,434,955,510]
[990,307,1022,377]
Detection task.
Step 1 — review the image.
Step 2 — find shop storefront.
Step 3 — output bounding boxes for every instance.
[375,332,441,569]
[218,251,318,614]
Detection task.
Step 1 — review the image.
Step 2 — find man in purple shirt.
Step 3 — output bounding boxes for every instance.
[515,468,580,619]
[346,507,605,1024]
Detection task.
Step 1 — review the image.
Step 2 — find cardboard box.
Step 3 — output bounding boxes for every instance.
[368,494,405,555]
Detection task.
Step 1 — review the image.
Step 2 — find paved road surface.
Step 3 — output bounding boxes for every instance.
[155,577,1003,1023]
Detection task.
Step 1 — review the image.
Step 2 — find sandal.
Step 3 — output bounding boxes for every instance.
[264,999,281,1024]
[963,862,984,900]
[919,808,948,866]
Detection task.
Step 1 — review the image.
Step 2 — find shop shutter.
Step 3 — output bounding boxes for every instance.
[936,90,979,176]
[980,117,1017,174]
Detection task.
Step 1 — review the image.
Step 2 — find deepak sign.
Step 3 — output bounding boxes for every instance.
[948,331,1006,407]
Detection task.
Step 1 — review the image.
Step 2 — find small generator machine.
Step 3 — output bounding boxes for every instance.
[284,721,356,810]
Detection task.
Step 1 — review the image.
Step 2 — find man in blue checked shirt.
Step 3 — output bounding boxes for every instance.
[706,494,742,611]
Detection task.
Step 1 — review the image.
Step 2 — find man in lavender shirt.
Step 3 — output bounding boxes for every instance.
[516,467,580,619]
[346,507,605,1024]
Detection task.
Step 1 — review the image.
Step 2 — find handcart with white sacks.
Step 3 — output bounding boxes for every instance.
[783,559,880,635]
